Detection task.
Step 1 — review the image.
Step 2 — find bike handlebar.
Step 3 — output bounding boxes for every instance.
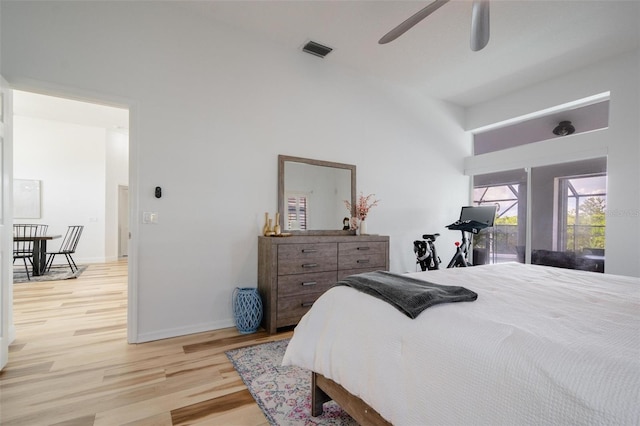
[421,233,440,241]
[446,220,489,234]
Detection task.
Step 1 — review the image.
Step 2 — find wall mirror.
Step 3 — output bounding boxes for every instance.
[278,155,356,235]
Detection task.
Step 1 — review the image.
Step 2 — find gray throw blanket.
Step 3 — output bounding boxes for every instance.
[336,271,477,319]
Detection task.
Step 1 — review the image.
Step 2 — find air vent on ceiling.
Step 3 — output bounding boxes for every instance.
[302,41,333,58]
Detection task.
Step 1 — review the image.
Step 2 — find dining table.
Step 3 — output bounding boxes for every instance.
[13,234,61,276]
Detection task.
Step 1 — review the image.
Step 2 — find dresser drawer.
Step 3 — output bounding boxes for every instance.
[276,293,323,328]
[277,271,337,299]
[278,243,338,275]
[339,241,387,256]
[338,242,387,270]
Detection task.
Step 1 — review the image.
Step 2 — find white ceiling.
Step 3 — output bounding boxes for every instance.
[177,0,640,107]
[11,1,639,131]
[13,90,129,132]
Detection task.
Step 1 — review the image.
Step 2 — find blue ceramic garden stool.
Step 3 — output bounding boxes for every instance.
[232,287,263,334]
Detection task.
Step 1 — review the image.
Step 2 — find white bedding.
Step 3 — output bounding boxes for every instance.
[282,263,640,425]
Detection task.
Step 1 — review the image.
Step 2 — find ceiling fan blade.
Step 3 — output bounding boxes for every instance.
[470,0,490,51]
[379,0,451,45]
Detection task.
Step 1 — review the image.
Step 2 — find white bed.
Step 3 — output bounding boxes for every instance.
[282,263,640,425]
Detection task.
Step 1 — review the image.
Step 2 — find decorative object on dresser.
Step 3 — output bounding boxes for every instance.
[262,212,272,236]
[258,234,389,334]
[273,212,282,235]
[344,192,380,236]
[232,287,263,334]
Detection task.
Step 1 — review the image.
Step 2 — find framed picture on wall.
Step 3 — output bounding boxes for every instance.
[14,179,41,219]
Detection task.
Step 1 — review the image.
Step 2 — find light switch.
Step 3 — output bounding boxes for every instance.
[142,212,158,224]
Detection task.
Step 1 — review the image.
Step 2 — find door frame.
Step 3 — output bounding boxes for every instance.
[2,81,140,352]
[1,76,14,370]
[118,184,129,258]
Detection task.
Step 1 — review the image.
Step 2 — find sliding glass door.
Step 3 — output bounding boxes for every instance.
[530,158,607,272]
[472,169,528,264]
[472,158,607,272]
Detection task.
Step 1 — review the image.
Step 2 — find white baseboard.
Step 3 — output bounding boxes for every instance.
[134,319,236,343]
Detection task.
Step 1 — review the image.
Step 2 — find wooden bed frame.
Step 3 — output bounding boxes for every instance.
[311,372,391,425]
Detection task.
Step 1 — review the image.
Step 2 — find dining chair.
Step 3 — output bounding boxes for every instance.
[37,224,49,236]
[45,225,84,273]
[13,224,40,281]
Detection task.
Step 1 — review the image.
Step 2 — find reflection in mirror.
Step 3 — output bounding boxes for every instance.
[278,155,356,234]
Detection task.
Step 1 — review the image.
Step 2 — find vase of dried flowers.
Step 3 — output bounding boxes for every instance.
[359,219,368,235]
[344,192,380,235]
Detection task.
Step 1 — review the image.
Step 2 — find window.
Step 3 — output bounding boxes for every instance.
[473,99,609,155]
[286,194,307,230]
[557,174,606,252]
[472,160,607,272]
[468,94,610,272]
[530,160,607,272]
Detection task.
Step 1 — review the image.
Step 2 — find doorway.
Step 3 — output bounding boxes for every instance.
[12,89,130,308]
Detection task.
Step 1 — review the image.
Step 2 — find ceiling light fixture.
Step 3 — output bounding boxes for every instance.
[553,121,576,136]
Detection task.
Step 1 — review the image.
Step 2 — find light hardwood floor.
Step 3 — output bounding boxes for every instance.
[0,260,292,425]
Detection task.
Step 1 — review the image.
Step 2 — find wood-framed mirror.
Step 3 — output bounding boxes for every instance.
[278,155,356,235]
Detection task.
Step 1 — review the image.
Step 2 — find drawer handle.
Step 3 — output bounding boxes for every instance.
[302,263,318,268]
[357,259,370,264]
[357,247,370,251]
[302,249,318,253]
[302,281,317,286]
[301,302,314,308]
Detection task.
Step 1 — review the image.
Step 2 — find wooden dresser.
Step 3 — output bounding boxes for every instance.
[258,235,390,334]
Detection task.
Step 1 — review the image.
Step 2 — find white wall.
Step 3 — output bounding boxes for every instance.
[464,49,640,277]
[13,116,129,264]
[105,129,130,260]
[1,2,469,342]
[14,116,106,264]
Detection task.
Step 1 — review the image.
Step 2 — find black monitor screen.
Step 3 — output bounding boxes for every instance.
[459,205,497,227]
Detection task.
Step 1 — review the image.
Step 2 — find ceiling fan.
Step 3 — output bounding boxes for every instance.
[379,0,490,51]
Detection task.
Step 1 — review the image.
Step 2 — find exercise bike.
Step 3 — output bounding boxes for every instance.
[414,205,497,271]
[413,233,441,271]
[414,219,490,271]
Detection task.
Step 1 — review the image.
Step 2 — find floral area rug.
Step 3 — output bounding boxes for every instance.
[225,339,357,426]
